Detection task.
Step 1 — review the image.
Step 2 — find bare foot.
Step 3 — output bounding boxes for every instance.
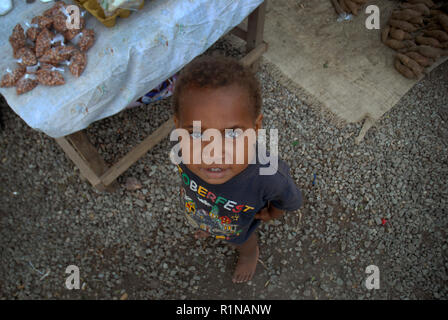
[194,230,210,239]
[232,245,259,283]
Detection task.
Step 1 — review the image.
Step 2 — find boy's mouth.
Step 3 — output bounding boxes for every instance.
[201,167,229,180]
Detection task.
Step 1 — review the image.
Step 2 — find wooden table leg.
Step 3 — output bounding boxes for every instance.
[56,118,174,192]
[55,131,119,192]
[100,118,174,187]
[246,0,267,72]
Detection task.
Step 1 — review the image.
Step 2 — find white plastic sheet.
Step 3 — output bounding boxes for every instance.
[0,0,263,138]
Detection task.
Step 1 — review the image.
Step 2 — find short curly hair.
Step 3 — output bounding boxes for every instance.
[173,55,262,118]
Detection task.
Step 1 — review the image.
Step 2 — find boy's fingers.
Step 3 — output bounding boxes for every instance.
[254,212,269,221]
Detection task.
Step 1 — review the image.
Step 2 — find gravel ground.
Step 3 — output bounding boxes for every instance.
[0,35,447,300]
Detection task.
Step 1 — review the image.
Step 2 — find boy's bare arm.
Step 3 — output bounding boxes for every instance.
[254,202,285,222]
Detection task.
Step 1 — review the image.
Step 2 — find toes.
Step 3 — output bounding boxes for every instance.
[234,272,250,283]
[243,273,252,283]
[233,272,244,283]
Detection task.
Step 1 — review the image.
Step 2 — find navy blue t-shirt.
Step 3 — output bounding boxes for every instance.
[176,150,303,245]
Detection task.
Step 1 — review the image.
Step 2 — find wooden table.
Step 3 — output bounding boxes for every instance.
[55,1,268,192]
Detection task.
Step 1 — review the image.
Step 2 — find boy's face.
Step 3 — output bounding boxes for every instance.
[174,84,262,185]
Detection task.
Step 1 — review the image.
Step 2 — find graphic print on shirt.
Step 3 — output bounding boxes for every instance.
[177,165,253,240]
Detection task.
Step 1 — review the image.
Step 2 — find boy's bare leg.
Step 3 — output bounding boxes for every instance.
[232,232,259,283]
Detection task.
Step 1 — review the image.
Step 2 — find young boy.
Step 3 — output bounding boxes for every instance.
[172,56,302,283]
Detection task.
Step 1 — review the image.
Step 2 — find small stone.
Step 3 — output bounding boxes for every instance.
[125,177,142,191]
[120,293,128,300]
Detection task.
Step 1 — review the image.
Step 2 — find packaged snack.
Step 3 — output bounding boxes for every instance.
[70,32,83,45]
[16,74,38,95]
[69,50,87,77]
[51,33,66,46]
[40,64,65,72]
[52,12,69,33]
[54,44,77,60]
[35,28,53,57]
[16,47,38,66]
[63,17,85,40]
[36,68,65,86]
[0,66,26,88]
[25,22,41,41]
[9,24,26,58]
[43,1,67,18]
[31,15,53,29]
[39,47,68,65]
[79,29,95,52]
[26,63,41,74]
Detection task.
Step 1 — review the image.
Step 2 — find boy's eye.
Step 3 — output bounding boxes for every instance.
[224,130,242,139]
[190,131,202,139]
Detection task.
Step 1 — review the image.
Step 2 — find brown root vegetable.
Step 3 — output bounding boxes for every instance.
[385,39,407,50]
[426,22,442,31]
[430,10,445,16]
[391,9,422,21]
[394,58,417,79]
[396,53,424,77]
[390,28,413,41]
[331,0,344,16]
[351,0,367,4]
[423,30,448,42]
[400,3,431,16]
[338,0,349,13]
[413,45,446,58]
[409,16,424,25]
[16,74,38,95]
[0,66,26,88]
[36,69,65,86]
[415,35,442,47]
[438,14,448,33]
[404,51,434,67]
[385,39,415,50]
[344,0,359,15]
[381,25,390,43]
[389,19,418,32]
[16,47,38,66]
[408,0,434,8]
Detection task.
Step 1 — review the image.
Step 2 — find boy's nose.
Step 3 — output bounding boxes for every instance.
[202,140,226,164]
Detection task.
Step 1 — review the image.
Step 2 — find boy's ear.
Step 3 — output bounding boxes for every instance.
[255,113,263,131]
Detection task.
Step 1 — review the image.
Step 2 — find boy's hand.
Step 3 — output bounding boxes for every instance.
[254,205,284,222]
